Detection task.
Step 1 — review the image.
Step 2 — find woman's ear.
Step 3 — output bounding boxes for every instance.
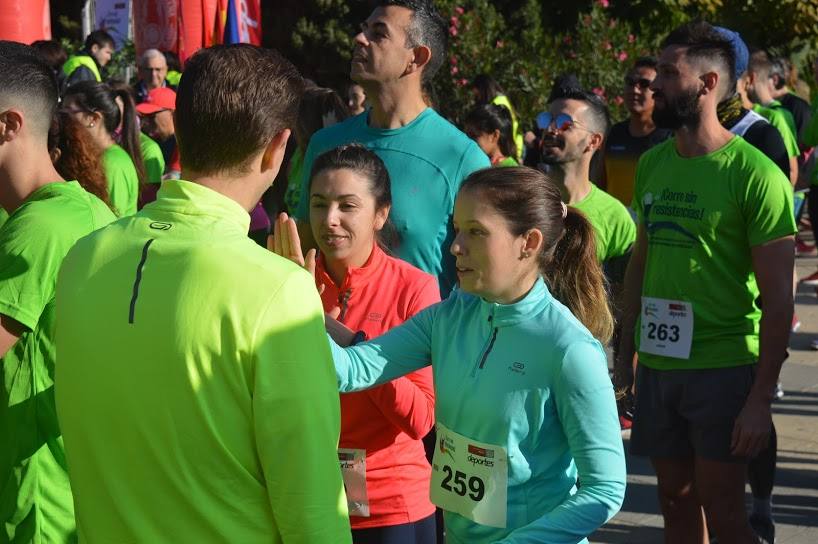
[374,204,391,231]
[490,129,501,144]
[520,228,544,259]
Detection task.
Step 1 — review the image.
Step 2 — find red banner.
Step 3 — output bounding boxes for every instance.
[0,0,51,43]
[133,0,260,65]
[133,0,180,58]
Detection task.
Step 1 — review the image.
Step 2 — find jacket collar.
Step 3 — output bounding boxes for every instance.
[316,243,387,291]
[148,180,251,234]
[473,276,553,327]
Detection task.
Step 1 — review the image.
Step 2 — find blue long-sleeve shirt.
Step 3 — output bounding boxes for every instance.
[332,277,626,543]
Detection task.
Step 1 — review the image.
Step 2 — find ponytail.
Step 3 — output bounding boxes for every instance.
[544,207,614,343]
[49,111,112,207]
[460,166,614,343]
[113,87,147,187]
[64,81,147,187]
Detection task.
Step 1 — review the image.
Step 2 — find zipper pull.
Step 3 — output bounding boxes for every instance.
[337,289,352,322]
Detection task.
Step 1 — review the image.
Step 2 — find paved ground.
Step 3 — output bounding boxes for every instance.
[591,241,818,543]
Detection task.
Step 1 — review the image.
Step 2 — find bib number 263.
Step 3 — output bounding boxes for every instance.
[440,465,484,501]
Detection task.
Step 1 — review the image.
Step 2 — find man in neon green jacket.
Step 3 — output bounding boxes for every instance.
[62,30,115,91]
[56,45,352,543]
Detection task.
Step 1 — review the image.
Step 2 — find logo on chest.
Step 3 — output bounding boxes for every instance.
[507,361,526,375]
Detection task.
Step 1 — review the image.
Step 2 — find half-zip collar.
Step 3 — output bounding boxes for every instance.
[476,277,552,328]
[147,180,252,235]
[315,243,386,293]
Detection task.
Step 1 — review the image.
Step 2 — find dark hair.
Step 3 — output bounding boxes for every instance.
[84,30,115,51]
[749,49,773,80]
[63,80,146,186]
[632,56,658,71]
[662,20,737,97]
[175,44,304,175]
[31,40,68,72]
[0,41,59,138]
[308,144,397,248]
[162,50,182,73]
[464,104,517,159]
[471,74,505,105]
[380,0,448,83]
[48,111,110,206]
[549,86,611,137]
[295,87,350,150]
[460,167,613,343]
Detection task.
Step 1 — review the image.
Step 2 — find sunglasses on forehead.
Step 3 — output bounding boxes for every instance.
[535,112,589,132]
[624,75,653,89]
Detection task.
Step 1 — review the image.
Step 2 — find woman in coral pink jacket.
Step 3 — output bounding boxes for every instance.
[299,144,439,543]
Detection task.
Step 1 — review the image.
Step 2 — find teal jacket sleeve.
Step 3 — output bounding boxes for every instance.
[496,340,626,544]
[332,303,438,392]
[254,270,352,543]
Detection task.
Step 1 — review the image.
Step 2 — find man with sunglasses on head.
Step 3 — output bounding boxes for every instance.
[539,86,636,269]
[603,57,672,208]
[617,21,795,544]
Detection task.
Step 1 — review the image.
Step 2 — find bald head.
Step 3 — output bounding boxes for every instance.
[0,41,58,139]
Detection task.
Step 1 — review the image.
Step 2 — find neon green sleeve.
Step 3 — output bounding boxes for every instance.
[768,111,799,158]
[253,270,351,543]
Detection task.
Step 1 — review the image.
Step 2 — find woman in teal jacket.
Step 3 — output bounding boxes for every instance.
[323,167,626,544]
[276,167,626,542]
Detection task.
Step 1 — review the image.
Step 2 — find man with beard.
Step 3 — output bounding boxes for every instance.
[539,87,635,267]
[603,57,672,207]
[616,21,796,544]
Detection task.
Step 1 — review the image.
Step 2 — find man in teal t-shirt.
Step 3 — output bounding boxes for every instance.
[0,41,116,544]
[55,45,351,544]
[295,2,489,296]
[618,23,796,544]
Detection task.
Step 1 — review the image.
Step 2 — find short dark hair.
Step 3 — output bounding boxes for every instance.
[464,104,516,158]
[0,41,58,137]
[162,50,182,72]
[662,20,736,96]
[548,86,611,137]
[749,50,773,80]
[84,30,115,51]
[381,0,447,83]
[175,44,304,175]
[31,40,68,72]
[633,56,658,71]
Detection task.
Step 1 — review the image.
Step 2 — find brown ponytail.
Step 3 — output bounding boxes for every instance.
[460,166,614,343]
[111,85,147,187]
[545,207,614,343]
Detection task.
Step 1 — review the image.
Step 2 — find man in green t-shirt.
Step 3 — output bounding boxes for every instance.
[0,41,116,544]
[55,45,352,543]
[742,50,799,186]
[617,22,795,544]
[539,88,636,285]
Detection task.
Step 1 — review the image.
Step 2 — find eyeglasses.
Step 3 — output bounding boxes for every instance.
[624,76,653,89]
[535,112,589,132]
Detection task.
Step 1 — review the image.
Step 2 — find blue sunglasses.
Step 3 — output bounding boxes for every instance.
[536,112,589,132]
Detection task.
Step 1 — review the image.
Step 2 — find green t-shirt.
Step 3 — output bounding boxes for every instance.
[0,181,115,543]
[804,95,818,185]
[633,137,796,370]
[56,180,351,543]
[572,183,636,262]
[753,103,799,158]
[495,156,518,167]
[139,133,165,184]
[0,208,7,229]
[103,144,140,217]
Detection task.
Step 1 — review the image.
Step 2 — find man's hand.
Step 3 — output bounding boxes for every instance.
[731,395,772,457]
[269,213,317,275]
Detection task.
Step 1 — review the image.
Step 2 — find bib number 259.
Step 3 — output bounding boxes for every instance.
[440,465,485,501]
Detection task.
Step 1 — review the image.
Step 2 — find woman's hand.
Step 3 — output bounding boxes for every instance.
[269,213,317,275]
[268,213,339,319]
